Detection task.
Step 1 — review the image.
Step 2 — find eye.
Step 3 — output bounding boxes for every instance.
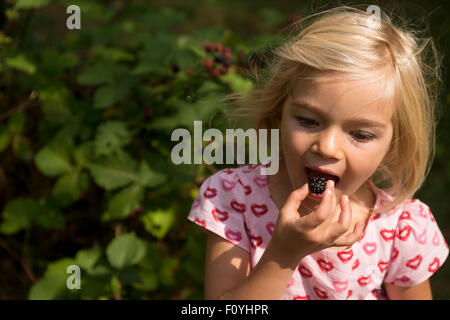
[296,116,376,142]
[295,117,318,127]
[352,131,375,142]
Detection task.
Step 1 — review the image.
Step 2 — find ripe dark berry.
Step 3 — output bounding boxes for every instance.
[171,64,180,73]
[308,176,328,195]
[218,66,228,75]
[223,47,232,60]
[215,43,224,52]
[202,59,214,69]
[210,69,220,78]
[223,59,232,67]
[204,42,214,53]
[214,53,226,64]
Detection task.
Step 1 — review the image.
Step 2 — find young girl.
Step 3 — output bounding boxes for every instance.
[187,6,449,300]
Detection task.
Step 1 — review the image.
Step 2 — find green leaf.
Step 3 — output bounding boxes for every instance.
[29,257,77,300]
[35,135,74,177]
[75,245,103,272]
[0,198,41,234]
[110,275,121,295]
[33,198,66,230]
[5,54,36,74]
[0,197,65,234]
[140,207,177,239]
[77,62,119,86]
[0,127,10,152]
[132,271,158,291]
[28,274,67,300]
[93,85,122,109]
[73,141,96,169]
[8,112,26,134]
[15,0,50,9]
[133,242,160,291]
[132,33,177,75]
[12,135,33,163]
[137,161,167,188]
[220,72,253,94]
[159,256,179,287]
[38,86,74,124]
[106,233,146,269]
[51,170,90,206]
[40,49,79,79]
[95,121,131,156]
[78,63,136,108]
[87,150,137,190]
[44,258,77,277]
[91,45,135,63]
[117,266,142,284]
[101,184,144,221]
[146,116,179,131]
[174,47,198,69]
[93,75,136,109]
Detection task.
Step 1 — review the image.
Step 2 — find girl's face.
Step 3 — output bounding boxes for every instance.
[278,72,395,209]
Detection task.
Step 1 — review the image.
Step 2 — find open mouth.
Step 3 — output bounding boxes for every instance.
[305,167,340,195]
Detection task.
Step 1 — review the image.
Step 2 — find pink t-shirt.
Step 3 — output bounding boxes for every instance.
[187,164,449,300]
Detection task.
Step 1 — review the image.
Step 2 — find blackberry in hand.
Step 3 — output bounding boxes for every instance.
[308,176,328,194]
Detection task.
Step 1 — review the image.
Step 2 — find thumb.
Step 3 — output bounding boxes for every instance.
[281,183,309,218]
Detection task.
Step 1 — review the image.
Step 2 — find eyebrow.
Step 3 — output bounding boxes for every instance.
[290,101,388,129]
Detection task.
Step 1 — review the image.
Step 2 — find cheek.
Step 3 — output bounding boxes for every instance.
[282,121,308,152]
[346,148,387,183]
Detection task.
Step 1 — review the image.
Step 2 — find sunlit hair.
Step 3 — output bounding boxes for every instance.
[225,5,444,212]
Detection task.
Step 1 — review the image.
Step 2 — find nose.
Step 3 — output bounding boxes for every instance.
[311,127,343,160]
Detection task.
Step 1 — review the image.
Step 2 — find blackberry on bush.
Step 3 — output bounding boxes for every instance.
[308,176,327,194]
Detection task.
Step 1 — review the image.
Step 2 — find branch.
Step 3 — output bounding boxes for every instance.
[0,235,36,284]
[0,91,38,122]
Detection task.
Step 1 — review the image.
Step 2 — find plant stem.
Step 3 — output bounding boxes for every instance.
[0,235,36,284]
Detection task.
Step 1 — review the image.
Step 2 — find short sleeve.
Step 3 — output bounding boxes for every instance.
[384,199,449,287]
[187,169,251,252]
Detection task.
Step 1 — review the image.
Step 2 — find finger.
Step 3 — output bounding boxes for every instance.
[281,183,309,219]
[337,195,351,228]
[329,195,352,238]
[329,185,339,222]
[333,221,365,247]
[299,179,335,229]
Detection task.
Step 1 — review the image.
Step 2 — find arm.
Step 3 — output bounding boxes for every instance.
[204,230,300,300]
[384,280,432,300]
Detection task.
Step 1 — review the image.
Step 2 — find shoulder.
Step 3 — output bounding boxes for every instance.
[198,164,269,200]
[368,184,444,244]
[369,182,433,224]
[188,164,271,252]
[381,197,449,286]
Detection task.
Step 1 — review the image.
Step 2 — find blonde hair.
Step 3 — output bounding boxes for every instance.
[225,5,444,213]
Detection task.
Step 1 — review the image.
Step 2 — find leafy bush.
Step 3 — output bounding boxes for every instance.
[0,0,295,299]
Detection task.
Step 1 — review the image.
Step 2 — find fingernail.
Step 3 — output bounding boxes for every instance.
[344,195,349,202]
[327,180,334,195]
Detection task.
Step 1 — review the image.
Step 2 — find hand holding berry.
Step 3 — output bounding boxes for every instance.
[269,180,365,262]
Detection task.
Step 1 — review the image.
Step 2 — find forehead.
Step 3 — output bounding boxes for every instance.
[289,71,397,119]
